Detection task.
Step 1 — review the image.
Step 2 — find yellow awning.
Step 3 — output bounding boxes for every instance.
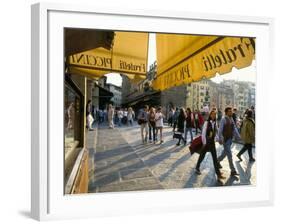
[66,31,149,82]
[153,34,255,91]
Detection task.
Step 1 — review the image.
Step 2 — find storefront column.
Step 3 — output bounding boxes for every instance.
[84,77,88,148]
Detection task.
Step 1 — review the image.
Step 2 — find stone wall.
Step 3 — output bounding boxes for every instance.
[160,85,188,118]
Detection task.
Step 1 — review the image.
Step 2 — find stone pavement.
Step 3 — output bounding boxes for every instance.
[88,123,256,193]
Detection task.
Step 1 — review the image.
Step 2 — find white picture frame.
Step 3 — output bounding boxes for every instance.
[31,2,275,221]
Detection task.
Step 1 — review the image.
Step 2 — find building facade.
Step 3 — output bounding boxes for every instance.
[122,61,256,118]
[107,84,122,107]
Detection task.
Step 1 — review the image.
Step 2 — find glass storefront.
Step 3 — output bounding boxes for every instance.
[64,82,83,156]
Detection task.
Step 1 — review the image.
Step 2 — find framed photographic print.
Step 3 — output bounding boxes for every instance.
[31,2,274,221]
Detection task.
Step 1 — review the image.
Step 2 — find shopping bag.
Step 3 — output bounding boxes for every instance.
[189,135,203,154]
[173,132,182,139]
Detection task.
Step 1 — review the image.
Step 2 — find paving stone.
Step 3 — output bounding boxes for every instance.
[91,172,120,187]
[120,168,153,180]
[88,124,256,193]
[97,180,138,192]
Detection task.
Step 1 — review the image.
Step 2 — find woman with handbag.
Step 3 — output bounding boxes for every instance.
[195,110,225,181]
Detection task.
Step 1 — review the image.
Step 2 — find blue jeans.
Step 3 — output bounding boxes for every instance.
[118,118,122,126]
[218,139,236,172]
[149,125,156,141]
[184,127,193,142]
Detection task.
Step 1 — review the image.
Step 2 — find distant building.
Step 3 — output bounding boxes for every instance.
[218,83,235,111]
[188,79,256,114]
[91,76,114,110]
[121,65,161,112]
[122,62,190,118]
[106,83,122,107]
[122,62,255,118]
[248,82,256,108]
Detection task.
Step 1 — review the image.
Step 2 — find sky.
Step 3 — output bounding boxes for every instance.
[105,33,256,86]
[210,61,256,84]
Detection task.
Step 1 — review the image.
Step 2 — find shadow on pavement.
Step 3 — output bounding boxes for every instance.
[224,175,240,186]
[235,161,253,185]
[184,171,200,188]
[95,145,133,161]
[159,153,191,182]
[95,151,142,173]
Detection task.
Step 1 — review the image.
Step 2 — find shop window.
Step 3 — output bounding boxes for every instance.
[64,84,82,156]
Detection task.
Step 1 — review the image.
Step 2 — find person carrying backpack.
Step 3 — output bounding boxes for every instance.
[237,110,255,162]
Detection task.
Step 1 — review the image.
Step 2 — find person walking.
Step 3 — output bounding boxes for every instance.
[195,110,225,181]
[202,104,210,121]
[103,108,107,122]
[217,108,223,127]
[148,107,156,143]
[232,108,238,126]
[155,107,165,144]
[172,107,179,132]
[127,107,135,126]
[176,108,186,146]
[123,108,128,125]
[117,108,123,127]
[217,107,241,176]
[250,106,255,120]
[107,104,115,129]
[168,107,175,127]
[194,109,202,134]
[237,110,256,162]
[114,109,118,125]
[138,105,149,144]
[184,108,194,144]
[98,109,104,123]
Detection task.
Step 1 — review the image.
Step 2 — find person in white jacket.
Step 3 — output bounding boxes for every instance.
[155,107,165,144]
[195,110,225,181]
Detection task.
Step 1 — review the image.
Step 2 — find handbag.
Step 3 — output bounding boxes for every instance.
[137,118,145,125]
[189,135,203,154]
[173,132,182,139]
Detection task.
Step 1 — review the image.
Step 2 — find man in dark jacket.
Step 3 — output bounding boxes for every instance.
[218,107,241,176]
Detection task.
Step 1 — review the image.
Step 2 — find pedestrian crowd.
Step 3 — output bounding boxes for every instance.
[136,104,256,183]
[85,102,137,129]
[84,100,256,183]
